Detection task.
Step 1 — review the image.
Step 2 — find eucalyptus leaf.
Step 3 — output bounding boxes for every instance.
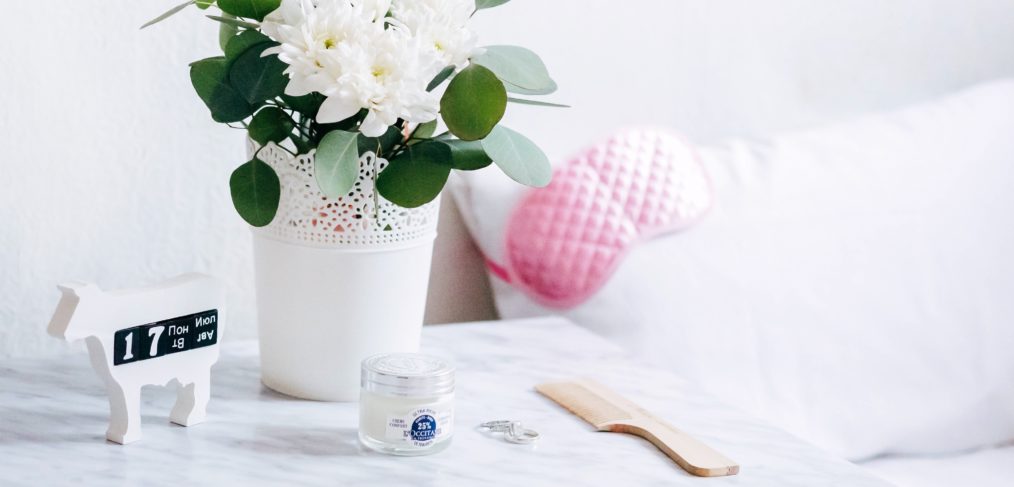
[314,130,361,198]
[440,139,493,171]
[412,120,438,140]
[140,0,194,30]
[230,157,281,227]
[506,97,570,108]
[248,106,294,144]
[196,0,215,9]
[225,29,273,60]
[218,14,240,51]
[376,142,452,208]
[502,79,557,96]
[229,44,288,104]
[206,14,260,30]
[218,0,280,21]
[472,45,556,93]
[427,66,455,92]
[440,64,506,141]
[474,0,510,10]
[480,126,551,187]
[190,57,255,123]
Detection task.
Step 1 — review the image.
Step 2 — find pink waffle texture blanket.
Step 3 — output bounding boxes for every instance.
[487,128,714,309]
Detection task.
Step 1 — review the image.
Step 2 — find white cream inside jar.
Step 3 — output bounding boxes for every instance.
[359,353,455,456]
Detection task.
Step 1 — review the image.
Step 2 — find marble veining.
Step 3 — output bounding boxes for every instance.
[0,317,892,486]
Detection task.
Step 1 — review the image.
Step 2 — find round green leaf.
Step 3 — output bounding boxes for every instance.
[190,56,255,123]
[229,44,288,104]
[440,139,493,170]
[439,64,507,141]
[472,45,556,94]
[376,142,452,208]
[225,29,272,61]
[314,130,360,198]
[230,157,281,227]
[218,16,239,52]
[480,126,552,187]
[281,93,321,118]
[248,107,293,144]
[218,0,280,21]
[411,120,438,140]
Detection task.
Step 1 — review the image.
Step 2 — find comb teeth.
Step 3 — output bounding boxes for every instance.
[536,381,634,427]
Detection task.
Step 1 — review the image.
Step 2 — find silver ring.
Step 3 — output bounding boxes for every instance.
[479,420,541,444]
[506,422,540,444]
[479,420,513,433]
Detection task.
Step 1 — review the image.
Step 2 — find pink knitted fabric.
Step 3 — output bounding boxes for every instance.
[497,128,713,309]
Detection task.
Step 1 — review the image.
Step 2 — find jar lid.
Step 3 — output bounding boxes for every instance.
[361,353,455,397]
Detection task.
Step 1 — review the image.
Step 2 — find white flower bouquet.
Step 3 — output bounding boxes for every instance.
[145,0,563,226]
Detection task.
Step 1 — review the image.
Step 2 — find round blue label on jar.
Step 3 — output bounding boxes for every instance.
[410,414,437,442]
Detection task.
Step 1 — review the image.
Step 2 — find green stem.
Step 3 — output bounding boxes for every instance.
[283,110,313,139]
[374,139,382,221]
[274,144,297,156]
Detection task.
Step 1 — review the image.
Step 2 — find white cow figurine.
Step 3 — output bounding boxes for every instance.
[47,273,225,444]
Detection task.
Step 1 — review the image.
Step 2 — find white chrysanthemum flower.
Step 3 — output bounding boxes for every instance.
[261,0,366,98]
[317,23,443,136]
[261,0,446,137]
[391,0,481,68]
[355,0,392,22]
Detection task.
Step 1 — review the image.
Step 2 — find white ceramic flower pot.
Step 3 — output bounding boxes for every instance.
[249,142,440,401]
[253,234,435,401]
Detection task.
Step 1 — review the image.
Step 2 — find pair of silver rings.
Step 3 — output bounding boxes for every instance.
[479,420,540,444]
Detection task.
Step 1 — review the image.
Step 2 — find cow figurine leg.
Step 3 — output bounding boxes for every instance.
[170,370,211,426]
[106,382,143,444]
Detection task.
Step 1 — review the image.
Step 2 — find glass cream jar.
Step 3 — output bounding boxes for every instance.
[359,353,455,456]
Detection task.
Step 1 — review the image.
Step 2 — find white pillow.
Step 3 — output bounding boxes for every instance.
[451,79,1014,460]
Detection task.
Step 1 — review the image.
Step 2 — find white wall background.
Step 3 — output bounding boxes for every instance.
[3,0,1014,358]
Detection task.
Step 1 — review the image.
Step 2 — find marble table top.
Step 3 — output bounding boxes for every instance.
[0,317,891,486]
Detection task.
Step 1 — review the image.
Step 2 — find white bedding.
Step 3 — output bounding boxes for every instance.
[862,444,1014,487]
[453,79,1014,460]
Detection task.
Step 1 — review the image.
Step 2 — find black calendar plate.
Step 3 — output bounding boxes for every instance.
[113,310,218,366]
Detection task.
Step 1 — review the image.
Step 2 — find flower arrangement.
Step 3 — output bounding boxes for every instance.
[145,0,563,226]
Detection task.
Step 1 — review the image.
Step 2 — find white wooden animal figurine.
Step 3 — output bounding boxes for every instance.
[47,273,225,445]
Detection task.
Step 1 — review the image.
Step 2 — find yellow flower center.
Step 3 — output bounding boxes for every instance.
[324,38,336,49]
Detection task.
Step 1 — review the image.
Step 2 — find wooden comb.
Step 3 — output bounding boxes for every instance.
[536,379,739,477]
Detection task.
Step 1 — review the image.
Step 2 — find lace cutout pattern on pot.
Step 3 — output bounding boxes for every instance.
[251,141,441,249]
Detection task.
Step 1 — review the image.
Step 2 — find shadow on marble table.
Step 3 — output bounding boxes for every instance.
[223,425,362,457]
